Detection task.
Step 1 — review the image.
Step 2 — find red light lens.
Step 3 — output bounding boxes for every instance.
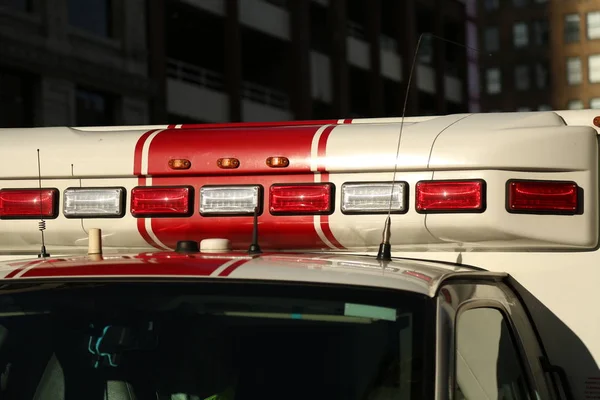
[416,181,484,212]
[131,186,193,217]
[507,180,579,214]
[0,189,58,219]
[270,184,333,214]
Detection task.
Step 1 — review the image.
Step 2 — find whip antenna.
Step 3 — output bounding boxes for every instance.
[37,149,49,258]
[376,33,487,262]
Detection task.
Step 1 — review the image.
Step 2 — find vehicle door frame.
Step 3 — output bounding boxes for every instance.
[434,276,558,400]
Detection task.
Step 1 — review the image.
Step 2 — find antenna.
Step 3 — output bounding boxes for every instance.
[376,32,487,262]
[247,207,262,255]
[37,149,49,258]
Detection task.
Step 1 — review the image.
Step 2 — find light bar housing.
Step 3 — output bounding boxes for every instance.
[341,182,408,214]
[200,185,262,216]
[506,180,580,215]
[131,186,194,218]
[0,188,59,219]
[416,180,485,213]
[269,183,334,215]
[63,187,126,218]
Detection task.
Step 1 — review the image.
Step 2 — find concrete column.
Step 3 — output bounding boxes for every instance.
[147,0,167,124]
[398,0,418,116]
[122,0,147,75]
[329,0,349,118]
[367,0,383,116]
[42,0,69,49]
[119,96,149,125]
[434,0,446,114]
[225,0,242,122]
[290,0,312,120]
[37,76,74,126]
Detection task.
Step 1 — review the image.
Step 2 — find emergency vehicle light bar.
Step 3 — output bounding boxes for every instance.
[0,188,58,219]
[131,186,193,218]
[415,180,485,213]
[507,180,580,215]
[200,185,262,216]
[269,184,334,215]
[341,182,408,214]
[63,187,125,218]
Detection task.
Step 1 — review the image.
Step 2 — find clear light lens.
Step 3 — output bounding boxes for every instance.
[200,186,260,215]
[341,183,407,213]
[63,188,124,218]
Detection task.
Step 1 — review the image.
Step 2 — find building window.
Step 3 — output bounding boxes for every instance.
[515,65,530,90]
[567,57,582,85]
[591,98,600,109]
[0,68,34,128]
[486,68,501,94]
[513,23,529,47]
[535,63,548,88]
[2,0,32,12]
[587,11,600,40]
[568,100,584,109]
[533,20,549,45]
[538,105,552,111]
[75,88,114,126]
[484,27,499,52]
[67,0,112,37]
[564,14,580,43]
[589,55,600,83]
[484,0,499,11]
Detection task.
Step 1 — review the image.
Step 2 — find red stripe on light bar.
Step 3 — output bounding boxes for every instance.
[131,186,193,218]
[270,184,333,215]
[0,189,58,219]
[416,181,484,213]
[507,180,579,214]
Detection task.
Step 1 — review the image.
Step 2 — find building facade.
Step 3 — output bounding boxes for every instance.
[478,0,551,112]
[0,0,154,128]
[0,0,472,127]
[549,0,600,110]
[160,0,471,123]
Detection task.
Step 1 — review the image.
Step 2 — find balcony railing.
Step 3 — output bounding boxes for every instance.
[167,59,224,91]
[347,22,398,52]
[167,58,290,110]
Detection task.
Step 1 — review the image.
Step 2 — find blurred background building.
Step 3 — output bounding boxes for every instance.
[0,0,471,127]
[478,0,551,112]
[478,0,600,113]
[549,0,600,110]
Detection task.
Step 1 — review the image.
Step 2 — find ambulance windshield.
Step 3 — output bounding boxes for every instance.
[0,281,433,400]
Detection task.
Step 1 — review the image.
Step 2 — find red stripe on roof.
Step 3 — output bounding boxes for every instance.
[145,125,326,176]
[5,260,42,279]
[178,120,340,130]
[316,126,344,249]
[133,129,158,176]
[218,259,249,277]
[19,258,229,278]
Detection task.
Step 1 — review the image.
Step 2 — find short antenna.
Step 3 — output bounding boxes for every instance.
[247,207,262,255]
[37,149,49,258]
[376,32,487,262]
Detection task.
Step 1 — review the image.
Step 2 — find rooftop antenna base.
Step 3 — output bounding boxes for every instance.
[247,207,263,255]
[376,243,392,262]
[376,216,392,262]
[37,245,50,258]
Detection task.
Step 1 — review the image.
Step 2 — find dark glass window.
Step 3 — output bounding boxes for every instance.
[67,0,112,37]
[75,88,114,126]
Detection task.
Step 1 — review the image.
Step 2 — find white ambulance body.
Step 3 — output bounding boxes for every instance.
[0,109,597,398]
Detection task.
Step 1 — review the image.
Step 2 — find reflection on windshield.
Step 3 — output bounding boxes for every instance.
[0,282,432,400]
